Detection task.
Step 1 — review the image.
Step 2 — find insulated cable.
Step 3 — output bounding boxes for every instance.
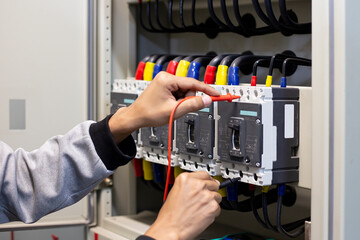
[187,56,214,80]
[163,93,241,202]
[135,55,151,80]
[228,54,270,85]
[249,184,268,228]
[234,0,277,36]
[215,52,252,85]
[276,184,305,238]
[166,56,184,75]
[153,55,180,78]
[262,186,278,231]
[281,57,311,87]
[278,0,311,32]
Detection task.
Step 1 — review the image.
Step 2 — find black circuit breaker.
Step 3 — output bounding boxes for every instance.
[110,92,138,142]
[218,87,300,186]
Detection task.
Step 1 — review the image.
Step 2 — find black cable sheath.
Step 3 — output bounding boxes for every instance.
[282,58,311,77]
[262,192,278,231]
[250,190,268,228]
[278,0,311,32]
[277,195,305,238]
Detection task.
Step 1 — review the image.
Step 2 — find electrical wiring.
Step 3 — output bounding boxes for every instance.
[163,93,241,201]
[276,184,305,238]
[146,0,161,32]
[132,158,144,177]
[187,56,214,80]
[166,56,184,75]
[139,0,162,33]
[262,187,278,231]
[234,0,277,36]
[281,57,311,87]
[215,53,252,85]
[278,0,311,32]
[154,0,179,33]
[266,52,298,87]
[169,0,184,31]
[249,185,268,228]
[135,55,152,80]
[208,0,229,30]
[264,0,310,35]
[220,0,246,36]
[228,54,270,85]
[204,55,228,84]
[251,59,270,86]
[143,55,162,81]
[252,0,273,26]
[153,55,179,78]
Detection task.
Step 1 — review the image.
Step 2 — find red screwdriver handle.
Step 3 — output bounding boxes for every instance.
[210,93,241,102]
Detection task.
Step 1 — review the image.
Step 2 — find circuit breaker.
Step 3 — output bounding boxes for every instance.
[217,86,299,186]
[111,92,138,142]
[175,102,220,175]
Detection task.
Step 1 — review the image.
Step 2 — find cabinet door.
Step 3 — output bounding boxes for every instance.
[0,0,92,230]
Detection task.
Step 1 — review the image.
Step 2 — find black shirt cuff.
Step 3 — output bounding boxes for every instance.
[136,235,156,240]
[89,114,136,170]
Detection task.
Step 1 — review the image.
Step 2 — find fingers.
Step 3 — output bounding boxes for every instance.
[175,76,220,96]
[174,95,211,119]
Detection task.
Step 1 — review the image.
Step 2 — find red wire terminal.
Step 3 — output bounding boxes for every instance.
[210,93,241,102]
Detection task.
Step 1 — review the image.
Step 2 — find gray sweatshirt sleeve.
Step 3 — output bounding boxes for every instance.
[0,115,136,223]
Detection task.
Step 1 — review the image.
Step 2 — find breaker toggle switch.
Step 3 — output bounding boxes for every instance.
[184,114,200,152]
[149,127,160,145]
[228,117,245,160]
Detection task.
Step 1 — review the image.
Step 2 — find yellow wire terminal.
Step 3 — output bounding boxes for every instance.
[215,65,228,85]
[214,176,227,197]
[175,60,191,77]
[143,62,155,81]
[142,159,154,180]
[262,185,270,193]
[174,166,184,178]
[265,75,272,87]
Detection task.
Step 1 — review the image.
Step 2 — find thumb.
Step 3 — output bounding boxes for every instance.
[174,95,212,119]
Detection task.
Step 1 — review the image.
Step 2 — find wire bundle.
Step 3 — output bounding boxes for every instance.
[138,0,311,38]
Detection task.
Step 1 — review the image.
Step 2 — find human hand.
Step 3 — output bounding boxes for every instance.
[144,171,222,240]
[109,71,220,143]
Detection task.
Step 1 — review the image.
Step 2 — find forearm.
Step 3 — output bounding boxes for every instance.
[0,116,136,223]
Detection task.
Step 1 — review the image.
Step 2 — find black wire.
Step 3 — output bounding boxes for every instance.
[278,0,311,32]
[264,0,309,35]
[191,0,198,28]
[155,0,179,32]
[169,0,183,30]
[147,0,162,32]
[253,59,270,76]
[262,192,278,231]
[180,0,187,29]
[220,0,245,35]
[277,195,305,238]
[208,0,229,30]
[250,190,268,228]
[282,58,311,77]
[252,0,272,26]
[139,0,160,32]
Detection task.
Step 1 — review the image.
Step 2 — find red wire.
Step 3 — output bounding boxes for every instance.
[163,96,196,202]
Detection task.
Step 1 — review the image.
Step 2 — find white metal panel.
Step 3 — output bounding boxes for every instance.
[312,0,331,239]
[0,0,90,229]
[333,1,360,240]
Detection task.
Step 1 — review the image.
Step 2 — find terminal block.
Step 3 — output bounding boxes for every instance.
[217,86,299,186]
[175,102,220,175]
